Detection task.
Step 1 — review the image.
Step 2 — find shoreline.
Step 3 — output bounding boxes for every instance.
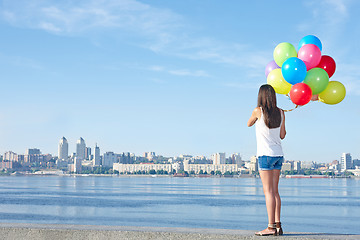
[1,173,358,179]
[0,223,359,240]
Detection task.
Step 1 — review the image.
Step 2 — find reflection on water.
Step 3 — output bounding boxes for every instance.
[0,176,359,234]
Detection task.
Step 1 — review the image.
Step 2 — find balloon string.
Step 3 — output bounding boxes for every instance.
[283,105,299,112]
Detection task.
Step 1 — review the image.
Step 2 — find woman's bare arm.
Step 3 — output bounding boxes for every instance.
[280,109,286,139]
[247,107,260,127]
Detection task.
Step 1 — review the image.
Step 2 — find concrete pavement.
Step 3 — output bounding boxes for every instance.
[0,223,359,240]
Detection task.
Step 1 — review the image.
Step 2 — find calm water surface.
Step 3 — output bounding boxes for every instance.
[0,176,359,234]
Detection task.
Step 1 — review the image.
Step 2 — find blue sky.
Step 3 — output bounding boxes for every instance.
[0,0,359,163]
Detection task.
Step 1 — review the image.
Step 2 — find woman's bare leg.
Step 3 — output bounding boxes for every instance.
[259,170,276,224]
[272,169,281,223]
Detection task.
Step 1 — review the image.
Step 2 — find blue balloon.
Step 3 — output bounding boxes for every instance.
[298,35,322,51]
[281,57,307,85]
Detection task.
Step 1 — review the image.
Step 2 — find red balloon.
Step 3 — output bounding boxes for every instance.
[317,55,336,78]
[290,83,313,106]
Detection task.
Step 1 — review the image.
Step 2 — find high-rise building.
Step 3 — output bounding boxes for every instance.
[103,152,117,167]
[26,148,41,155]
[76,137,86,160]
[282,161,293,171]
[74,157,82,173]
[211,153,226,165]
[230,153,242,165]
[293,161,301,171]
[249,156,258,172]
[4,151,18,161]
[93,144,101,166]
[353,159,360,168]
[85,147,92,160]
[24,148,42,163]
[144,152,156,160]
[58,137,68,161]
[341,153,352,171]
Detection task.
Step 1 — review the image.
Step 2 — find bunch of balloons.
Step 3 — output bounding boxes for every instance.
[265,35,346,106]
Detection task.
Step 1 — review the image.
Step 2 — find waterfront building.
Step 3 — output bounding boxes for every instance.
[301,161,315,169]
[179,154,193,162]
[113,163,172,174]
[184,162,238,174]
[93,144,101,166]
[26,148,41,155]
[144,152,155,160]
[85,147,91,160]
[172,161,184,173]
[58,137,68,161]
[211,153,226,165]
[0,161,12,170]
[24,149,47,164]
[353,159,360,168]
[230,153,243,165]
[119,152,134,164]
[74,157,82,173]
[249,156,258,172]
[103,152,117,167]
[76,137,86,160]
[16,155,25,162]
[341,153,352,171]
[282,162,293,171]
[293,161,301,171]
[3,151,17,161]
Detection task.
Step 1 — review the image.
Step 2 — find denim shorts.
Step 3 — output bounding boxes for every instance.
[258,156,284,171]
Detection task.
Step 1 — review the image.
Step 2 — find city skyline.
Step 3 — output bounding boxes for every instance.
[0,0,359,163]
[1,136,358,164]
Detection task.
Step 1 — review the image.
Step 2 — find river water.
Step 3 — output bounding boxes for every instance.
[0,176,359,234]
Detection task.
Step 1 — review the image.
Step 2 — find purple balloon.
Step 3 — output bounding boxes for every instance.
[265,60,280,77]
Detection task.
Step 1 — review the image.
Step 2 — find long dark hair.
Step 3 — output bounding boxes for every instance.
[257,84,281,128]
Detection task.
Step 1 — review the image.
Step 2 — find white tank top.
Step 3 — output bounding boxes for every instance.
[255,108,284,157]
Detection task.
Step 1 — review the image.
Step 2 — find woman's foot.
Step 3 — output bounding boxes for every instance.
[276,222,283,236]
[255,224,277,236]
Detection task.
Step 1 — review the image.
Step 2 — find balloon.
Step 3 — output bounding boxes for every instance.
[298,44,322,70]
[317,55,336,78]
[265,60,280,77]
[289,83,313,106]
[281,57,307,85]
[318,81,346,105]
[303,68,329,95]
[298,35,322,51]
[267,68,292,95]
[273,42,297,67]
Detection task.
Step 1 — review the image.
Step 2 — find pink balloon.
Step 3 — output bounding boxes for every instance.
[298,44,321,70]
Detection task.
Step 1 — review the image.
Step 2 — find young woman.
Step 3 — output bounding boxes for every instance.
[247,84,286,236]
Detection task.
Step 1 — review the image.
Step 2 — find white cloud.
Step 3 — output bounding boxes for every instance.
[0,0,182,35]
[0,0,267,75]
[39,22,62,33]
[333,62,360,95]
[297,0,360,95]
[168,69,210,77]
[299,0,350,46]
[147,65,210,78]
[148,65,165,72]
[223,82,260,90]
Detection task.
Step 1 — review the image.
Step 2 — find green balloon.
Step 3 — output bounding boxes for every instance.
[273,42,297,67]
[318,81,346,105]
[303,68,329,95]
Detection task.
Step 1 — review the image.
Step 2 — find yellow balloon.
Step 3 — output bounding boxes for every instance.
[267,69,292,95]
[318,81,346,105]
[273,42,297,67]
